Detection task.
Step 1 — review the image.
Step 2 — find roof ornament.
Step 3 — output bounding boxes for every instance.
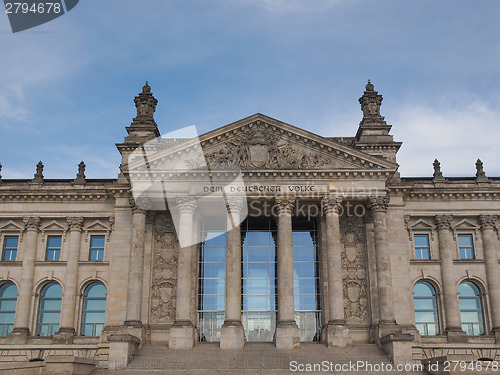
[475,158,489,182]
[133,80,158,125]
[365,79,374,91]
[73,161,86,184]
[32,161,44,183]
[0,162,2,180]
[358,80,385,125]
[432,159,445,181]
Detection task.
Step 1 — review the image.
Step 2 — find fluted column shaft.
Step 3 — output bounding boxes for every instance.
[323,197,345,324]
[13,217,40,335]
[220,198,245,349]
[369,197,396,325]
[480,215,500,334]
[174,197,197,323]
[59,217,84,334]
[435,215,465,340]
[224,199,243,322]
[125,204,147,325]
[276,198,296,323]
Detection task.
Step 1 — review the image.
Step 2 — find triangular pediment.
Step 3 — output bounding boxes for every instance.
[409,218,435,230]
[41,220,67,231]
[128,114,397,175]
[84,220,112,231]
[454,218,479,230]
[0,220,23,232]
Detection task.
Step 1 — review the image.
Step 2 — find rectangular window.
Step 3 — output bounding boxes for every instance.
[414,234,430,259]
[45,236,62,261]
[89,236,105,261]
[458,234,475,259]
[2,236,19,261]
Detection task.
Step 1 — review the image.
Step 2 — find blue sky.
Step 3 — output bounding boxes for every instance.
[0,0,499,179]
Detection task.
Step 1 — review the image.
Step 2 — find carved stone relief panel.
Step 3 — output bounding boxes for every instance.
[341,216,369,325]
[150,213,178,324]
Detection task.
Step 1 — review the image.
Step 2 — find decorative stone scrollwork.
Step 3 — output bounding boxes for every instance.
[368,196,390,213]
[435,214,453,230]
[274,197,295,215]
[129,196,151,214]
[176,197,197,215]
[340,216,368,324]
[66,217,84,231]
[322,196,343,215]
[150,214,178,324]
[479,215,497,229]
[23,217,40,231]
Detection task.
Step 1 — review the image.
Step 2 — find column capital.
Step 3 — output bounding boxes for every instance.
[226,197,245,214]
[129,196,150,214]
[274,197,295,215]
[479,215,497,229]
[322,196,343,215]
[22,217,40,232]
[66,217,84,231]
[435,214,453,230]
[368,196,390,213]
[176,196,197,215]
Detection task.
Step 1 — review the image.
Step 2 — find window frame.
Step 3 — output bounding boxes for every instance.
[88,235,106,261]
[457,233,475,260]
[413,281,440,336]
[458,281,486,336]
[413,233,431,260]
[0,282,18,337]
[45,235,62,261]
[36,282,62,337]
[2,235,19,261]
[80,282,107,337]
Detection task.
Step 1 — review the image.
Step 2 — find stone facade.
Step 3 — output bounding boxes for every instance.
[0,81,499,373]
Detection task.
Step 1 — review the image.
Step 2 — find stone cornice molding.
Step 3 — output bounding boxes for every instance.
[176,197,197,215]
[322,196,344,215]
[479,215,497,230]
[435,215,453,231]
[274,197,295,215]
[23,217,40,232]
[368,196,390,213]
[226,197,245,214]
[66,217,84,231]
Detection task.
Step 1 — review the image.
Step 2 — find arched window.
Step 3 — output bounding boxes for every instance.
[81,282,107,336]
[0,283,17,337]
[413,281,439,336]
[36,282,62,336]
[458,281,485,336]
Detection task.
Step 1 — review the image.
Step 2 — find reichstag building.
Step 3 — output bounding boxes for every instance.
[0,81,499,374]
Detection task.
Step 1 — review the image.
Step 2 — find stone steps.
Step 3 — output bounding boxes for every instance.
[93,342,427,374]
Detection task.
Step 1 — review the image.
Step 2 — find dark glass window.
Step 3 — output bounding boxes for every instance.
[81,283,106,336]
[414,234,430,259]
[46,236,62,261]
[458,235,475,259]
[293,217,321,342]
[197,217,226,342]
[458,281,485,335]
[241,216,277,342]
[0,283,17,337]
[2,236,19,261]
[89,236,105,261]
[36,283,62,336]
[413,282,439,336]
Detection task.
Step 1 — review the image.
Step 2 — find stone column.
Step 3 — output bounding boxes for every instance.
[8,217,40,343]
[368,197,397,337]
[220,198,245,349]
[54,217,84,343]
[479,215,500,342]
[274,197,300,349]
[435,215,467,343]
[322,196,350,347]
[169,197,197,349]
[124,198,147,328]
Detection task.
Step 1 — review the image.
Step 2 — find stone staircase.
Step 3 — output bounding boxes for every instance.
[93,342,428,374]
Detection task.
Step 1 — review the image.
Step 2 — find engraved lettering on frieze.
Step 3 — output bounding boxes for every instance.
[150,214,178,323]
[341,217,368,323]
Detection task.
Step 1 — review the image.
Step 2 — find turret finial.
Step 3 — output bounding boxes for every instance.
[433,159,445,181]
[476,158,489,182]
[32,161,44,183]
[365,79,374,91]
[73,161,86,184]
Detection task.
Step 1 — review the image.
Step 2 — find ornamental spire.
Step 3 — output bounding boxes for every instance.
[358,79,386,126]
[475,158,489,182]
[432,159,445,181]
[73,161,86,184]
[133,81,158,127]
[32,161,44,183]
